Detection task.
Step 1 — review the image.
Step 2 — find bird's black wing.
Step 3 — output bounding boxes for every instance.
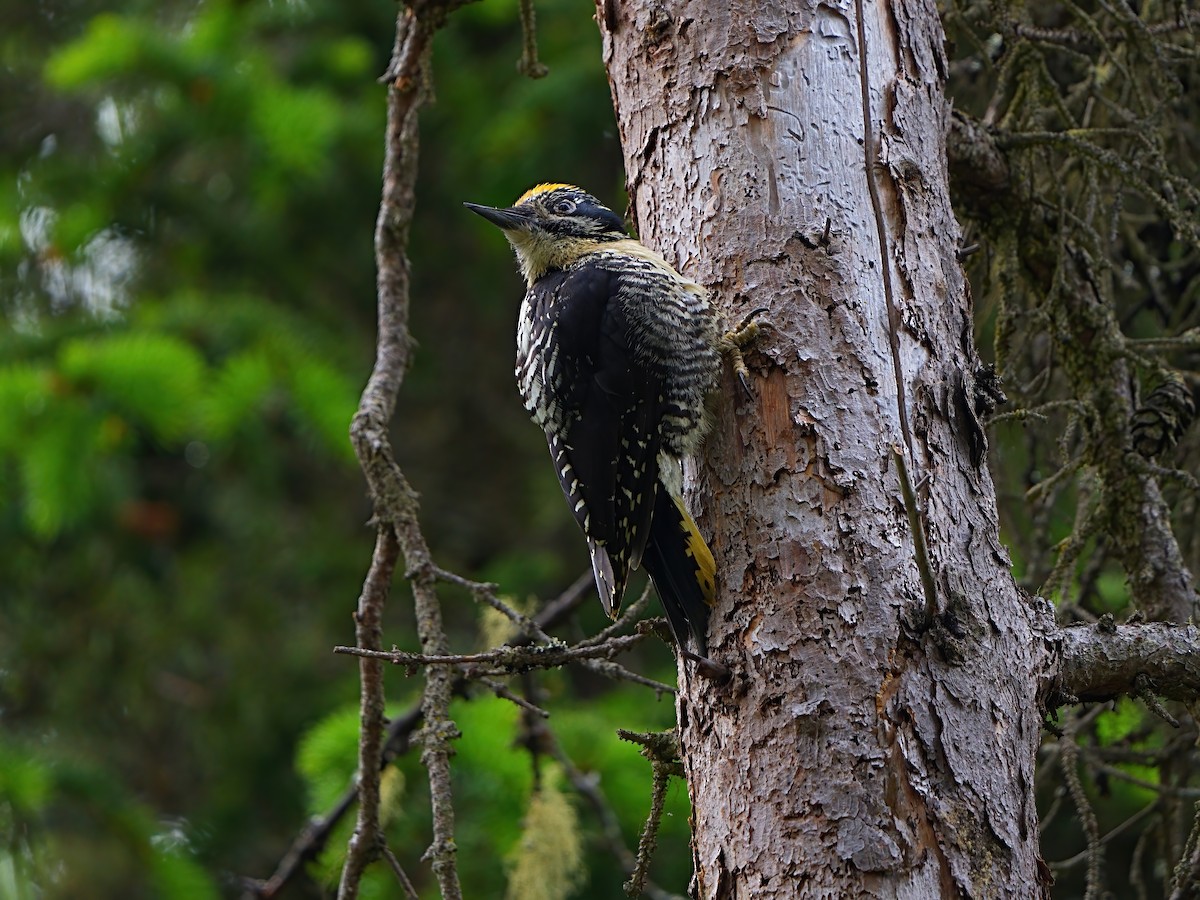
[531,260,665,615]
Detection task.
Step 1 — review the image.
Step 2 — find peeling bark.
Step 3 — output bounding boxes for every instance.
[599,1,1056,895]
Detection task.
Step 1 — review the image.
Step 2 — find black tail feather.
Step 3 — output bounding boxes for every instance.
[641,485,715,656]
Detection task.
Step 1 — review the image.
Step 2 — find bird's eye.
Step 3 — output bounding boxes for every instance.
[553,199,577,215]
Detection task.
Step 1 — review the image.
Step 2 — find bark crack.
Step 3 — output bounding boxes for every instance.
[877,660,958,895]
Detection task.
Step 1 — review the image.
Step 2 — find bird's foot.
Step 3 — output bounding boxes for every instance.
[720,308,767,398]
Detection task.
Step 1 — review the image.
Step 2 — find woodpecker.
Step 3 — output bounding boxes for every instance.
[466,183,744,658]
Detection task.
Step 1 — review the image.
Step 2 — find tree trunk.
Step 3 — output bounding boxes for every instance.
[599,1,1055,895]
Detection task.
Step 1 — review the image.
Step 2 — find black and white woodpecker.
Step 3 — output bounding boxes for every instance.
[465,184,752,659]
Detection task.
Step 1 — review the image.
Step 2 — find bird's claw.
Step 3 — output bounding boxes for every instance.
[736,369,753,398]
[721,308,767,399]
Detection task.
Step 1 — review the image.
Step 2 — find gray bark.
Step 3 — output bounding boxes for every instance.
[1057,623,1200,704]
[599,1,1057,895]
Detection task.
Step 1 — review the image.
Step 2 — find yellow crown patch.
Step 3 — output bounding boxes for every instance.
[516,182,578,205]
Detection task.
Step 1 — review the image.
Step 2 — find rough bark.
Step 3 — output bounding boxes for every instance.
[599,1,1056,895]
[1056,623,1200,705]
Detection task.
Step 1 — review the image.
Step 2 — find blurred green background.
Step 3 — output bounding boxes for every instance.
[1,1,694,897]
[3,0,1197,897]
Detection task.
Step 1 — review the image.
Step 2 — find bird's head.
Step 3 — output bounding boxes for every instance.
[465,184,628,284]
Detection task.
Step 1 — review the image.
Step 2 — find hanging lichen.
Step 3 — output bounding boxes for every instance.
[505,763,585,900]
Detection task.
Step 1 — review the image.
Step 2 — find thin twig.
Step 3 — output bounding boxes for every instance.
[1039,786,1066,835]
[543,733,685,900]
[1130,819,1153,900]
[1050,797,1160,871]
[615,730,687,898]
[476,674,551,718]
[891,445,938,623]
[511,674,686,900]
[381,845,421,900]
[1134,673,1182,728]
[577,582,656,648]
[245,574,592,897]
[338,531,400,895]
[1057,721,1105,897]
[625,764,672,898]
[581,658,676,696]
[1127,329,1200,351]
[1170,801,1200,900]
[435,566,559,646]
[516,0,549,77]
[334,631,653,673]
[1084,760,1200,799]
[341,2,475,895]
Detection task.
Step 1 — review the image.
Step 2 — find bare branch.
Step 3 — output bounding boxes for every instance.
[616,729,686,898]
[244,573,594,897]
[1134,673,1182,728]
[338,530,400,896]
[580,657,676,695]
[334,631,653,673]
[477,675,551,718]
[434,566,558,645]
[1053,622,1200,705]
[340,1,478,895]
[541,723,686,900]
[577,582,656,647]
[516,0,549,78]
[381,845,420,900]
[1055,722,1104,895]
[1171,802,1200,900]
[1049,790,1159,873]
[625,763,673,898]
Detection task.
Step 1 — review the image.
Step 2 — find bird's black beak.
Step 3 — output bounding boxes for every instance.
[463,202,533,231]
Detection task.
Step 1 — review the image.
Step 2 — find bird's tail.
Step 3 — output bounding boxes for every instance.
[641,483,716,656]
[586,538,622,619]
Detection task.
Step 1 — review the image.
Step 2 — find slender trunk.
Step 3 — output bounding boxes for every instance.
[600,1,1055,895]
